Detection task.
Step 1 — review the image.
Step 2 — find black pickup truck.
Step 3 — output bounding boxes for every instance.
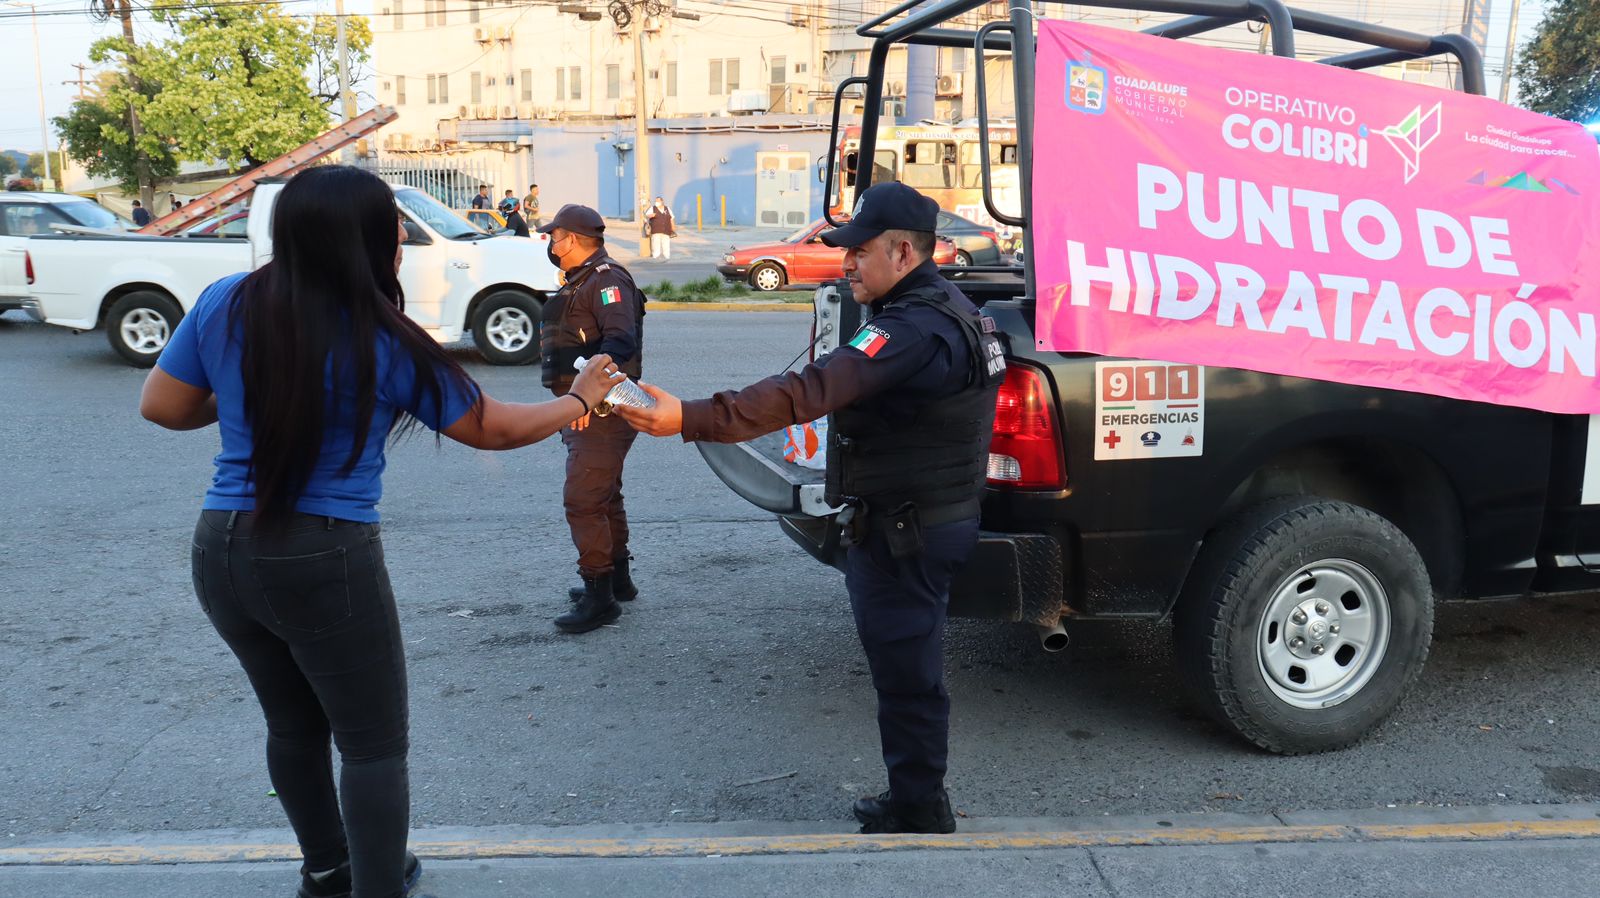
[700,0,1599,755]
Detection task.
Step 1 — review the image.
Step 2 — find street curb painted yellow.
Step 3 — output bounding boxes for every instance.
[644,301,810,312]
[6,818,1600,867]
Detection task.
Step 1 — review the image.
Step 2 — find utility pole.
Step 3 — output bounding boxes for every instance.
[64,62,92,101]
[24,3,51,187]
[107,0,154,208]
[334,0,361,158]
[630,1,651,255]
[1498,0,1524,104]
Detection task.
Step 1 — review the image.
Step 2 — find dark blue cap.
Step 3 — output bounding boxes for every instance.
[536,204,606,237]
[819,182,939,248]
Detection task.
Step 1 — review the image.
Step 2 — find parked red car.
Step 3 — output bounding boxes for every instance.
[718,217,958,292]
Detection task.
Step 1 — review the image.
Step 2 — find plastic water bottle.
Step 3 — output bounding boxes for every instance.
[574,356,657,414]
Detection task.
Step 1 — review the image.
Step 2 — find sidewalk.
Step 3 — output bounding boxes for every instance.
[599,218,790,266]
[6,804,1600,897]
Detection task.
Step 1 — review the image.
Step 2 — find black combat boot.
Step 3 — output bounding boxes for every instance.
[568,555,638,602]
[555,572,621,633]
[852,789,957,834]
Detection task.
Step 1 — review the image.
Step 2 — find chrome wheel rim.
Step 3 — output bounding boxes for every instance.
[120,308,171,355]
[1255,558,1391,709]
[486,307,533,352]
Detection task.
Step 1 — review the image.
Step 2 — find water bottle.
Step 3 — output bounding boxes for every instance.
[574,356,657,415]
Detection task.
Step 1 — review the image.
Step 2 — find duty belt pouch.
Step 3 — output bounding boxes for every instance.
[883,502,924,559]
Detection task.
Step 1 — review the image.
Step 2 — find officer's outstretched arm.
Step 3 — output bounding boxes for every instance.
[615,382,683,437]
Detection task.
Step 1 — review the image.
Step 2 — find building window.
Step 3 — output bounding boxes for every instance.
[521,68,533,101]
[726,58,740,91]
[770,55,785,86]
[396,75,406,104]
[569,66,582,100]
[666,61,677,97]
[606,64,620,99]
[434,0,447,26]
[796,61,807,74]
[709,59,722,95]
[556,67,566,101]
[392,0,403,29]
[469,0,479,22]
[471,71,482,104]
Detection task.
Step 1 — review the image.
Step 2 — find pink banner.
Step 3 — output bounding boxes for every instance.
[1034,21,1600,413]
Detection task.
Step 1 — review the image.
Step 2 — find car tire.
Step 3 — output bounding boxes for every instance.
[1172,497,1433,755]
[106,291,183,368]
[955,250,973,266]
[471,290,542,366]
[749,263,786,292]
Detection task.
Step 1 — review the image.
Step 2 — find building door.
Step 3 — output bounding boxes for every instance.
[755,151,811,228]
[597,141,637,220]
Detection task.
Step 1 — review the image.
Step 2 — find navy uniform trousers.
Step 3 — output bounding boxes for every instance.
[843,517,979,803]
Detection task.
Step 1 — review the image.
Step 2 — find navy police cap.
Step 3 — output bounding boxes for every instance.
[819,182,940,248]
[536,204,606,237]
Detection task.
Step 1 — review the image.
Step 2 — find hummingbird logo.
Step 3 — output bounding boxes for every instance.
[1380,102,1443,184]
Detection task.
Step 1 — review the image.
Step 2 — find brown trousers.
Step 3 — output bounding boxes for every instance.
[559,411,638,575]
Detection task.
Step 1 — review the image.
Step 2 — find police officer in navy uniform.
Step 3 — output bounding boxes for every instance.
[536,204,647,633]
[617,182,1005,833]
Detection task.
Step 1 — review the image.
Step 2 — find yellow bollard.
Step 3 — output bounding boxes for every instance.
[720,195,727,228]
[696,194,703,231]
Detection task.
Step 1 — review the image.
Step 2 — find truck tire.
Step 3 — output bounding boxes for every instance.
[106,291,183,368]
[1173,497,1433,754]
[749,263,786,292]
[471,290,542,366]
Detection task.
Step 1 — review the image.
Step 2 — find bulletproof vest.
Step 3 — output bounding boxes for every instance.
[824,282,1006,521]
[540,255,645,389]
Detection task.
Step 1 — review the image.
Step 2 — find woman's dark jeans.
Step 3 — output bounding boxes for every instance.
[192,510,410,898]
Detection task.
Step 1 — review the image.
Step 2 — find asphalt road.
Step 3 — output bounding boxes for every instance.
[3,308,1600,848]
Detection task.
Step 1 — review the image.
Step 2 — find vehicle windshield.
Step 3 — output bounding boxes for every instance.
[782,222,818,244]
[58,201,131,231]
[395,187,489,240]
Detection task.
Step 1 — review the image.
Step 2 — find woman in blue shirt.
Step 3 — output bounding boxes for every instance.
[139,165,620,898]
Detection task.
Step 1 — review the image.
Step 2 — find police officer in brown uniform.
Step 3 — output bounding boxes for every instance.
[536,205,646,633]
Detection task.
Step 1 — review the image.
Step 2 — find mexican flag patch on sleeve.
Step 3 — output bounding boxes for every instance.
[848,325,890,358]
[600,286,622,306]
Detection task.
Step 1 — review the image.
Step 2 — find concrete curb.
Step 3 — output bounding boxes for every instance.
[644,301,810,312]
[5,803,1598,867]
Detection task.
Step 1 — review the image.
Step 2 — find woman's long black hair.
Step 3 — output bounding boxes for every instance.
[231,165,481,529]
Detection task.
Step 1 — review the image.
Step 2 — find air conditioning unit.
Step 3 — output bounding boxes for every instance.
[502,105,516,118]
[885,80,907,98]
[985,0,1006,17]
[789,3,808,25]
[474,103,495,119]
[383,133,399,150]
[493,25,511,40]
[729,88,768,113]
[473,26,488,41]
[457,105,471,119]
[936,73,963,97]
[517,102,536,119]
[617,98,636,117]
[400,133,416,150]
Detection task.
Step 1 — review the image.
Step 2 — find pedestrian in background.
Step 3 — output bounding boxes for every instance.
[167,192,179,214]
[523,184,540,228]
[471,185,491,210]
[644,196,675,260]
[499,191,530,238]
[131,200,152,227]
[138,165,621,898]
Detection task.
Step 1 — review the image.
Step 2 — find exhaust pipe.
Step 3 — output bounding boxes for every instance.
[1036,619,1069,653]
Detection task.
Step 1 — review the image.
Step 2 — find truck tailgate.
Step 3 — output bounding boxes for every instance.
[696,431,832,517]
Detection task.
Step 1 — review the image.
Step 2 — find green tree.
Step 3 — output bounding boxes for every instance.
[21,151,67,180]
[54,93,180,193]
[1514,0,1600,124]
[0,154,15,179]
[141,2,330,169]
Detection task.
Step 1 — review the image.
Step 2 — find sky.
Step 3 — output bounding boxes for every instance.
[0,0,1556,155]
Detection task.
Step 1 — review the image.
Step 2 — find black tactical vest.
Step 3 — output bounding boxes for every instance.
[823,282,1006,523]
[540,256,645,389]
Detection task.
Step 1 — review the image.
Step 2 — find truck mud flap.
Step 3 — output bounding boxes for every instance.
[949,533,1064,626]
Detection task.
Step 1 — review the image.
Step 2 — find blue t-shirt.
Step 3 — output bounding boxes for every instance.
[158,272,480,523]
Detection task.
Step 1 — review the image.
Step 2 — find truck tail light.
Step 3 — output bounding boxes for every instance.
[24,251,34,285]
[988,362,1065,490]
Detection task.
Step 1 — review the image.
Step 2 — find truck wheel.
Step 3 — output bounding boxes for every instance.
[106,291,183,368]
[749,263,786,292]
[471,290,541,365]
[1173,497,1433,754]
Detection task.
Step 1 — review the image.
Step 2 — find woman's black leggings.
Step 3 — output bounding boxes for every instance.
[191,510,410,898]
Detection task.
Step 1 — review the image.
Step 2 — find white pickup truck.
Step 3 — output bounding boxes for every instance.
[19,181,559,367]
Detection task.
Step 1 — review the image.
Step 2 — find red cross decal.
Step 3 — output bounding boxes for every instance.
[1103,430,1122,450]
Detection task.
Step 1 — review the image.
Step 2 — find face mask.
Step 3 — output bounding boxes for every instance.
[547,235,565,269]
